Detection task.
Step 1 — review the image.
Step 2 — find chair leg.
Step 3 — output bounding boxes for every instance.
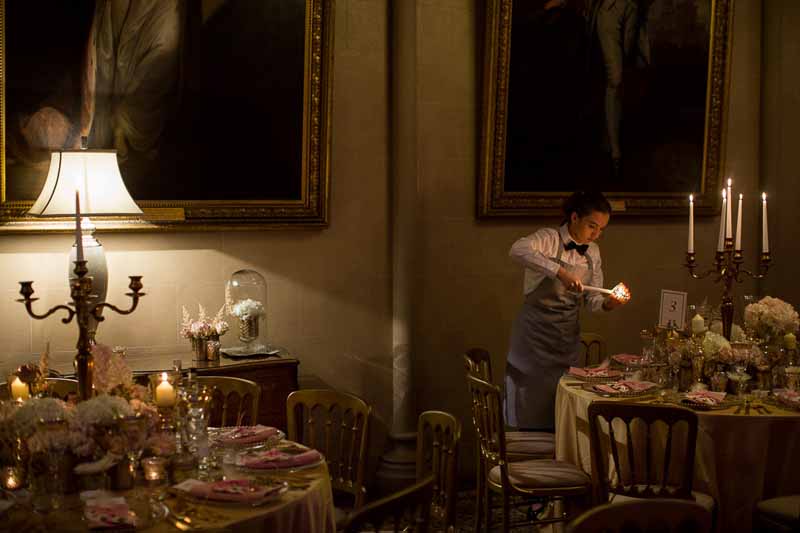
[474,453,483,533]
[502,491,511,533]
[484,487,493,533]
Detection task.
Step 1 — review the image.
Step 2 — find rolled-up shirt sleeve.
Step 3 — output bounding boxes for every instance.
[585,246,606,312]
[509,229,560,279]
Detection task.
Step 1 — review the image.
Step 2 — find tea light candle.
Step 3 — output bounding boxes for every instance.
[10,377,29,401]
[1,466,21,490]
[142,457,168,483]
[155,372,176,407]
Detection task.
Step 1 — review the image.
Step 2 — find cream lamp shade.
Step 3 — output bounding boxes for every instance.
[28,150,142,216]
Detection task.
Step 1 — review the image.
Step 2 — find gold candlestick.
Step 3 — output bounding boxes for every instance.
[685,238,770,340]
[17,260,144,400]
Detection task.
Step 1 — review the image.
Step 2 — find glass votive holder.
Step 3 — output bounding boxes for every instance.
[142,457,169,485]
[206,340,221,361]
[1,465,24,491]
[148,371,180,409]
[710,371,729,393]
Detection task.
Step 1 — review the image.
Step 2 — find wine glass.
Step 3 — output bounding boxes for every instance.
[119,415,147,477]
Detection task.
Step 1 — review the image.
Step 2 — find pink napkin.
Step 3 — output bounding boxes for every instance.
[776,390,800,405]
[612,354,644,365]
[84,497,136,529]
[236,448,322,470]
[568,366,619,378]
[594,380,657,394]
[218,425,279,445]
[175,479,282,503]
[686,390,726,405]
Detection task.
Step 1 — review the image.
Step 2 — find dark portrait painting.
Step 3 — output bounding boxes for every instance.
[479,0,732,217]
[1,0,333,228]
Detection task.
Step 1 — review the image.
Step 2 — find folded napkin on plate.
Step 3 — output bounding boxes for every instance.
[685,390,726,405]
[174,478,282,503]
[218,425,279,445]
[236,448,322,470]
[594,380,657,394]
[568,365,619,378]
[84,497,136,530]
[776,389,800,405]
[612,354,644,365]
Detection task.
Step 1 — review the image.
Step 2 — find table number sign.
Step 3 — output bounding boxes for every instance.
[659,290,688,330]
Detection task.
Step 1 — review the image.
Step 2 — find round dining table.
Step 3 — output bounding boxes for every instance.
[2,442,336,532]
[555,376,800,533]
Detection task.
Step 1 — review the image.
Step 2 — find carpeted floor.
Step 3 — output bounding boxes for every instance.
[451,489,560,532]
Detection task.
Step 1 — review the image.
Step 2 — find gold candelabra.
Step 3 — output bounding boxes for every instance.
[685,236,770,340]
[17,260,144,400]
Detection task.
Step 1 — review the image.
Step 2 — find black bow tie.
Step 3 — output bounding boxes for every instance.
[565,241,589,255]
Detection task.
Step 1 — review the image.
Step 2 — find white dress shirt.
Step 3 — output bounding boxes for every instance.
[509,224,606,312]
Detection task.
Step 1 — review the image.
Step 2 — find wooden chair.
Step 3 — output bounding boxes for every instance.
[466,374,591,532]
[341,476,433,533]
[195,376,260,426]
[286,389,371,510]
[416,411,460,532]
[567,498,712,533]
[587,401,715,514]
[755,495,800,532]
[463,349,556,532]
[579,332,607,367]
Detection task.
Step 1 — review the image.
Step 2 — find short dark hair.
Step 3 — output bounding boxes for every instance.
[562,191,612,224]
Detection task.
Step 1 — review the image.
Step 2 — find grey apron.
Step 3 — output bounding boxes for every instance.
[505,234,594,430]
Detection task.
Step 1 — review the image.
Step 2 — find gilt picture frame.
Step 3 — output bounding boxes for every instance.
[0,0,333,232]
[478,0,733,217]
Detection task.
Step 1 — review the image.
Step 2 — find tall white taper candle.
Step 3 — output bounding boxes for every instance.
[726,178,733,239]
[762,192,769,253]
[688,194,694,253]
[735,193,743,250]
[717,190,726,252]
[75,190,84,263]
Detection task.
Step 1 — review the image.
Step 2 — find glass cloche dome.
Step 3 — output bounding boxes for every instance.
[225,269,269,356]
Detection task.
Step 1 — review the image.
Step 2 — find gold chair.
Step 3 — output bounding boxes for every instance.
[755,495,800,532]
[341,476,433,533]
[587,401,715,514]
[195,376,260,426]
[286,389,371,509]
[463,348,556,532]
[416,411,460,532]
[579,332,607,367]
[567,498,711,533]
[467,374,591,532]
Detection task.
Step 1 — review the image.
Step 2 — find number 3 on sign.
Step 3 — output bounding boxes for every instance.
[659,290,688,330]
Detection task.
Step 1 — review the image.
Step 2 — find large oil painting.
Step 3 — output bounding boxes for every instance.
[479,0,733,217]
[0,0,333,230]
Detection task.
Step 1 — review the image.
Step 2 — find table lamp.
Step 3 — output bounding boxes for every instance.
[26,144,142,341]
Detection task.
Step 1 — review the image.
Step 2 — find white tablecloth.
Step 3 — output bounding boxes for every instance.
[555,377,800,532]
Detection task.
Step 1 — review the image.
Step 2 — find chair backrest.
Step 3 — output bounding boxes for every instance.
[465,375,508,477]
[463,348,493,381]
[342,476,434,533]
[195,376,260,426]
[286,389,371,508]
[579,332,607,367]
[415,410,460,530]
[567,498,711,533]
[587,401,698,503]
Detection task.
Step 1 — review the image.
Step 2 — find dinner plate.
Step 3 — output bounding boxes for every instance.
[234,443,325,472]
[567,369,623,383]
[583,383,660,398]
[611,354,647,367]
[679,398,735,411]
[208,426,285,450]
[171,481,289,507]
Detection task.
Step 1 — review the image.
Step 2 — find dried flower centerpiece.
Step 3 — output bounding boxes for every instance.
[180,304,229,360]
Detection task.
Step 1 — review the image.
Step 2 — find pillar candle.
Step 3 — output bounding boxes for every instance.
[717,190,726,252]
[688,195,694,253]
[726,179,733,239]
[735,193,743,250]
[155,372,176,407]
[762,193,769,253]
[75,190,84,262]
[10,377,29,401]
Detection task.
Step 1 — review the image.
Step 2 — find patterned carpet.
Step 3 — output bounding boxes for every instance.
[451,490,558,532]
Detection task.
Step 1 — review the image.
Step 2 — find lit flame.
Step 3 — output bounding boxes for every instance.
[611,282,631,303]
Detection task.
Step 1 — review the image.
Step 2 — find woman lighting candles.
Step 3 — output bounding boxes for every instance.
[505,191,630,431]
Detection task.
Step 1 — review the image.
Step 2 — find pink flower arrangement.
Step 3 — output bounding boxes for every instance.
[91,344,133,395]
[745,296,800,342]
[180,304,229,339]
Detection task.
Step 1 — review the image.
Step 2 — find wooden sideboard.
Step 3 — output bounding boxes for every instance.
[192,357,299,431]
